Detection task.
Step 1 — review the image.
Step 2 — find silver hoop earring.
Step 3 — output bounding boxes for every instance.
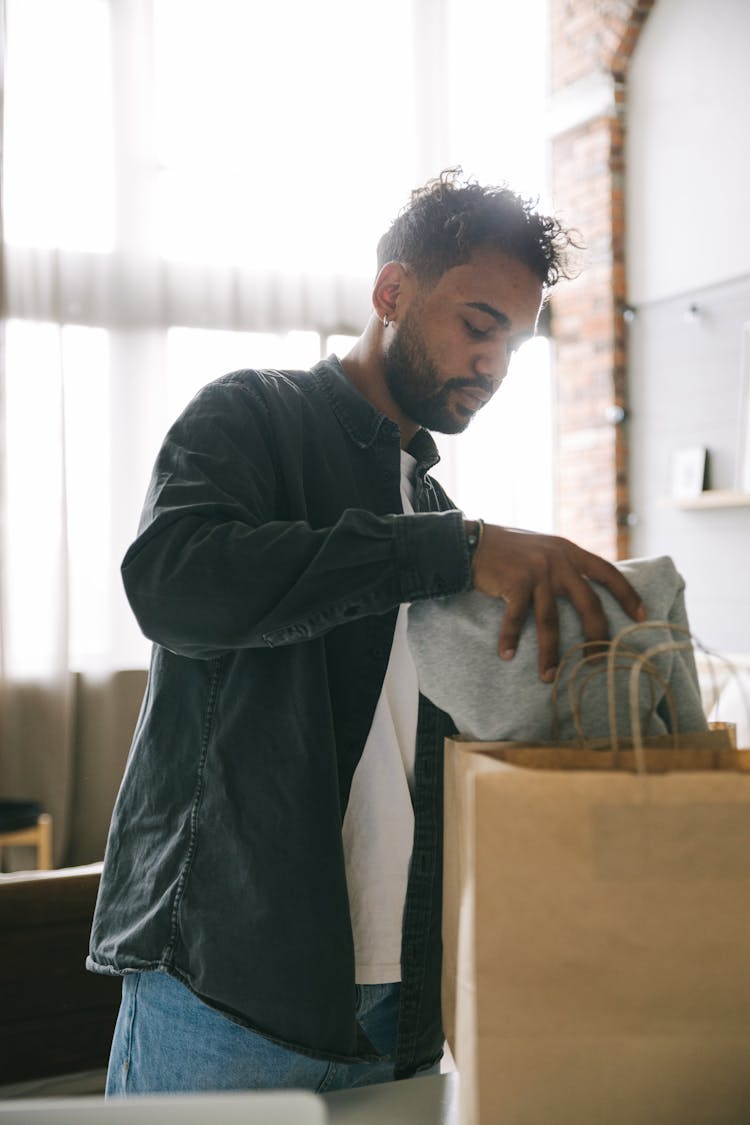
[383,315,390,327]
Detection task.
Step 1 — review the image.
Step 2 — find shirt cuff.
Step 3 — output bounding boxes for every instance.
[394,510,472,601]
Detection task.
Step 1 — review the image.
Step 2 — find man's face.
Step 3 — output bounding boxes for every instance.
[382,248,543,434]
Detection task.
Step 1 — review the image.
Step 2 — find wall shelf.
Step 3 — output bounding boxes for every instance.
[660,490,750,510]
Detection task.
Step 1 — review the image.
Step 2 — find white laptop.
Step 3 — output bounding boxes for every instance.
[0,1090,328,1124]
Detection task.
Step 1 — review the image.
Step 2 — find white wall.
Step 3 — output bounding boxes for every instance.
[627,0,750,306]
[626,0,750,654]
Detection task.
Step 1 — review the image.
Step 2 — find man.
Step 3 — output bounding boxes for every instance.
[88,170,645,1095]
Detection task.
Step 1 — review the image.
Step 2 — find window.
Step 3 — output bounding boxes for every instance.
[2,0,550,674]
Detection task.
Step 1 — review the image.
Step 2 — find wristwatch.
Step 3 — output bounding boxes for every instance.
[465,518,485,562]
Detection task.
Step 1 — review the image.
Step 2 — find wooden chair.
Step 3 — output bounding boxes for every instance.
[0,811,53,871]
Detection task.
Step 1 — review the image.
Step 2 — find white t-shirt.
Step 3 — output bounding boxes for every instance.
[342,450,420,984]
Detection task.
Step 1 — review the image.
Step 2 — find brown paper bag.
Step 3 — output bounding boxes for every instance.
[443,725,750,1125]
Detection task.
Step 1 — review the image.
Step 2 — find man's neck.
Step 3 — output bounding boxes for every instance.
[339,323,419,450]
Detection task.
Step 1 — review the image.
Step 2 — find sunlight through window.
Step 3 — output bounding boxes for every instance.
[2,0,551,674]
[153,0,417,274]
[166,328,322,421]
[63,327,112,669]
[435,337,555,531]
[3,0,114,251]
[3,322,67,677]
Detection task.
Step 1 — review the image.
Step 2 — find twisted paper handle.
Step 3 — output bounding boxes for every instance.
[550,636,676,749]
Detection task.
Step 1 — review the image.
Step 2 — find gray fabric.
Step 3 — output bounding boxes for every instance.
[408,555,708,742]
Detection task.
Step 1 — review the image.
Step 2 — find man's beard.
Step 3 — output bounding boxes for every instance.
[382,308,490,434]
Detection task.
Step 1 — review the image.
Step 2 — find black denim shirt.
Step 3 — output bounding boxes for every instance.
[87,357,471,1078]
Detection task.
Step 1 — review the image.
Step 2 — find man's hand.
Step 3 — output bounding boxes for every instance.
[468,524,646,682]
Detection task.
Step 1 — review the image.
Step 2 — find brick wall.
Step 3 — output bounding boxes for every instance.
[549,0,655,559]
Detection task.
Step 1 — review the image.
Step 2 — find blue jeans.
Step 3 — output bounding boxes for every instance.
[106,971,439,1096]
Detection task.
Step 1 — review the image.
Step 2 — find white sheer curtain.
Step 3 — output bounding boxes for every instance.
[0,0,549,865]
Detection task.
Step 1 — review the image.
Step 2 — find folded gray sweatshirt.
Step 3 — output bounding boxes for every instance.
[407,555,708,742]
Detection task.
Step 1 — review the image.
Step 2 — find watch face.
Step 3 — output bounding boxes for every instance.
[466,519,484,556]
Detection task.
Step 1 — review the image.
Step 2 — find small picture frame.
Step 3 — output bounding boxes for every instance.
[672,446,707,499]
[737,323,750,492]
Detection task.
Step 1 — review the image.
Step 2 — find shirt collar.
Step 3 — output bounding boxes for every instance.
[312,355,441,473]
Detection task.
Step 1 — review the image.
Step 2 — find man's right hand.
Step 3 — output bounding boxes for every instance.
[468,523,647,682]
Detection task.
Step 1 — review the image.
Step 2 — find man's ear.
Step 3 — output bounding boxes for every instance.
[372,261,414,324]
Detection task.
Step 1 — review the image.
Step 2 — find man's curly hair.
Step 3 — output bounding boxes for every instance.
[376,168,579,292]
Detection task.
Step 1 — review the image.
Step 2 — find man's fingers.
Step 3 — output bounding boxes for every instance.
[575,548,647,623]
[497,590,531,663]
[472,523,649,681]
[532,583,560,682]
[556,566,610,645]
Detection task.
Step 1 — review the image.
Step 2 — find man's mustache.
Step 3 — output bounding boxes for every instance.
[442,376,495,396]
